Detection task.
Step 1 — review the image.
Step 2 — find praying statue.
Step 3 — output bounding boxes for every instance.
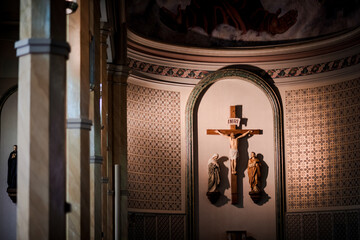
[207,153,221,204]
[215,130,251,175]
[247,152,261,193]
[7,145,17,190]
[207,153,220,193]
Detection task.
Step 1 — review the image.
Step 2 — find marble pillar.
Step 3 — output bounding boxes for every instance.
[108,0,129,237]
[89,89,102,240]
[107,63,130,240]
[106,65,114,240]
[15,0,68,239]
[89,0,102,239]
[100,24,110,240]
[66,0,91,239]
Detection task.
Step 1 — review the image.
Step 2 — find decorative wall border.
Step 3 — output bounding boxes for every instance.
[128,58,209,79]
[268,53,360,79]
[128,53,360,80]
[185,68,285,240]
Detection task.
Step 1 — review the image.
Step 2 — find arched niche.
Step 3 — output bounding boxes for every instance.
[185,68,285,240]
[0,85,18,240]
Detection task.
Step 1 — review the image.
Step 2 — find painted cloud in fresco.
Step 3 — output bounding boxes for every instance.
[127,0,360,47]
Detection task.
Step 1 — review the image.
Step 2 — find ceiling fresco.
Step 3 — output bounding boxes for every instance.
[127,0,360,47]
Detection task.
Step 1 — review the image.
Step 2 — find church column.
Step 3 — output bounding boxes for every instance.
[108,0,128,238]
[107,63,130,240]
[100,23,110,240]
[15,0,68,239]
[89,0,102,239]
[106,66,114,240]
[66,0,91,239]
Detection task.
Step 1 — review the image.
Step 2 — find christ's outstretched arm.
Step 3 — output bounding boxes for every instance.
[215,130,229,138]
[235,130,252,139]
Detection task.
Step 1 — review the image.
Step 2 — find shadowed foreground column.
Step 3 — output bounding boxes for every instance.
[100,23,110,240]
[15,0,68,239]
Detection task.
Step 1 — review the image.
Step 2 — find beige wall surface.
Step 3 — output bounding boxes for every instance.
[197,79,276,240]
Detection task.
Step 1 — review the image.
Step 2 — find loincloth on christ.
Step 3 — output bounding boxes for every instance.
[229,149,238,160]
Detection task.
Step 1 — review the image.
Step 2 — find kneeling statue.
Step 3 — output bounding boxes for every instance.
[207,153,220,203]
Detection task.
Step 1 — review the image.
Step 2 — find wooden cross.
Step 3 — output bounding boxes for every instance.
[207,106,262,204]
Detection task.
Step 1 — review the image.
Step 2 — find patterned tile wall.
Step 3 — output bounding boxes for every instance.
[128,213,185,240]
[127,83,182,211]
[285,210,360,240]
[285,78,360,211]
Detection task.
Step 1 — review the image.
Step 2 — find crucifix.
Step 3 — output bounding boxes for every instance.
[207,106,262,204]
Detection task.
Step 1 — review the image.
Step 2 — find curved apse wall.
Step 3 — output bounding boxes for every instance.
[127,83,182,211]
[285,78,360,239]
[127,83,185,240]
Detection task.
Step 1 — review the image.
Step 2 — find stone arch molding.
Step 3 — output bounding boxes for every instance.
[185,68,285,240]
[0,85,18,207]
[0,85,18,146]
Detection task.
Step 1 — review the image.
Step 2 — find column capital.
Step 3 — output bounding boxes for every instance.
[101,177,109,184]
[100,22,111,34]
[107,64,130,79]
[90,155,103,164]
[15,38,70,58]
[100,23,111,44]
[67,118,93,130]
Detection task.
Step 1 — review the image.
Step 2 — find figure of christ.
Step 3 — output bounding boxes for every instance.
[215,130,252,175]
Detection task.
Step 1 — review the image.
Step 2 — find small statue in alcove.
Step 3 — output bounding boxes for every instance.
[7,145,17,189]
[206,153,221,204]
[248,152,261,193]
[248,152,262,203]
[7,145,17,203]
